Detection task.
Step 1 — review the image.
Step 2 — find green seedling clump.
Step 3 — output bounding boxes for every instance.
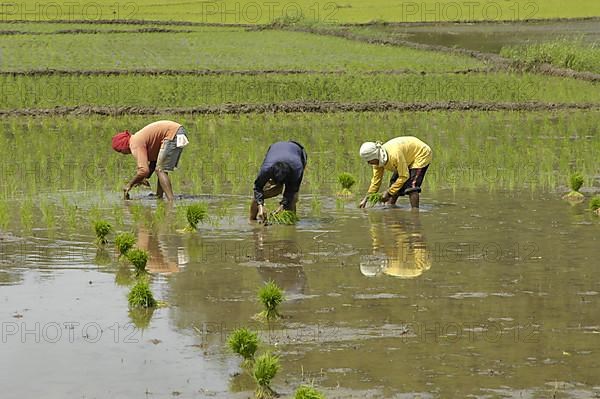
[337,172,357,196]
[294,385,326,399]
[563,173,585,202]
[257,280,285,321]
[570,173,584,192]
[127,248,149,274]
[365,193,383,207]
[227,327,259,363]
[185,203,208,231]
[115,232,136,256]
[253,352,280,399]
[590,196,600,214]
[128,278,156,308]
[93,220,112,245]
[267,210,299,225]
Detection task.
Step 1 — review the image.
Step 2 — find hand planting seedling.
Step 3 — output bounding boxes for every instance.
[115,232,136,257]
[127,248,149,275]
[337,172,357,197]
[93,220,112,245]
[361,192,383,208]
[257,280,285,321]
[590,196,600,215]
[266,210,299,225]
[128,277,156,308]
[294,385,326,399]
[562,172,585,202]
[227,327,259,365]
[253,352,280,399]
[184,202,208,232]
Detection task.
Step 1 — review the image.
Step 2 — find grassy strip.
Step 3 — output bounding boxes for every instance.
[0,29,482,72]
[0,111,598,197]
[500,38,600,74]
[1,73,599,108]
[2,1,600,23]
[2,102,600,117]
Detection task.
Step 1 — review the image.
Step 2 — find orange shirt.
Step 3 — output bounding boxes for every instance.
[129,120,181,177]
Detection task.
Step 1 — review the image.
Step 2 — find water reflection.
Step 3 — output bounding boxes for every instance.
[252,227,307,296]
[136,226,182,274]
[361,211,431,279]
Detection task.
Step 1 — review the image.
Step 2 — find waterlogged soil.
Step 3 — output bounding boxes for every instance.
[1,190,600,398]
[359,19,600,54]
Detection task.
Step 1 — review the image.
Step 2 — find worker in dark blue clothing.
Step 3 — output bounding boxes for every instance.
[250,141,308,222]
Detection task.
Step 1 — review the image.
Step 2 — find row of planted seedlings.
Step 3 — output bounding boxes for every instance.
[227,280,326,399]
[563,172,600,215]
[2,111,600,199]
[92,201,212,328]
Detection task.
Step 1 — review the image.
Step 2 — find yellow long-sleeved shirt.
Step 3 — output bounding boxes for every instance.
[367,136,432,195]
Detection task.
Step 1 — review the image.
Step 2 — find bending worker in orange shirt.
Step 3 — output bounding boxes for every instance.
[359,136,432,209]
[111,120,189,201]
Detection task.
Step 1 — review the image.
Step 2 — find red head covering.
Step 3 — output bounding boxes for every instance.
[112,130,131,152]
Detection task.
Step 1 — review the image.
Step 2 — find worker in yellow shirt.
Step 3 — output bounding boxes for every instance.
[358,137,432,209]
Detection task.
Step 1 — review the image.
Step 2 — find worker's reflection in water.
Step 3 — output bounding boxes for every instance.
[137,225,183,274]
[360,211,431,279]
[252,228,307,296]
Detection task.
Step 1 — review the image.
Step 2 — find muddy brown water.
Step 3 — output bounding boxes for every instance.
[1,189,599,398]
[376,20,600,54]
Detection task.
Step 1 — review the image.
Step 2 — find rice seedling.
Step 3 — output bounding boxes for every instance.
[337,172,356,197]
[562,172,585,202]
[19,200,34,231]
[184,203,208,232]
[266,210,299,225]
[93,220,112,245]
[257,280,285,321]
[364,193,384,207]
[253,352,280,399]
[115,232,136,257]
[227,328,259,364]
[0,200,9,230]
[126,248,149,275]
[128,277,157,308]
[294,385,326,399]
[590,196,600,215]
[39,200,55,230]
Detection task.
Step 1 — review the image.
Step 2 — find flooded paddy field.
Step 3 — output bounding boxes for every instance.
[1,110,600,398]
[1,189,600,398]
[348,19,600,54]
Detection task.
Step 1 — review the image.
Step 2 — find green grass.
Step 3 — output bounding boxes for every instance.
[127,277,156,308]
[126,248,149,274]
[266,210,299,225]
[0,111,599,199]
[93,220,111,245]
[227,327,259,361]
[2,72,599,109]
[253,352,280,399]
[0,29,482,72]
[569,172,584,192]
[365,193,384,207]
[3,0,600,23]
[115,231,136,256]
[501,38,600,74]
[185,203,208,231]
[294,385,326,399]
[257,280,285,320]
[590,196,600,211]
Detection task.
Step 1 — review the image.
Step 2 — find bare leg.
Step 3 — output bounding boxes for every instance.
[250,200,259,220]
[156,178,164,199]
[409,192,419,209]
[156,170,174,201]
